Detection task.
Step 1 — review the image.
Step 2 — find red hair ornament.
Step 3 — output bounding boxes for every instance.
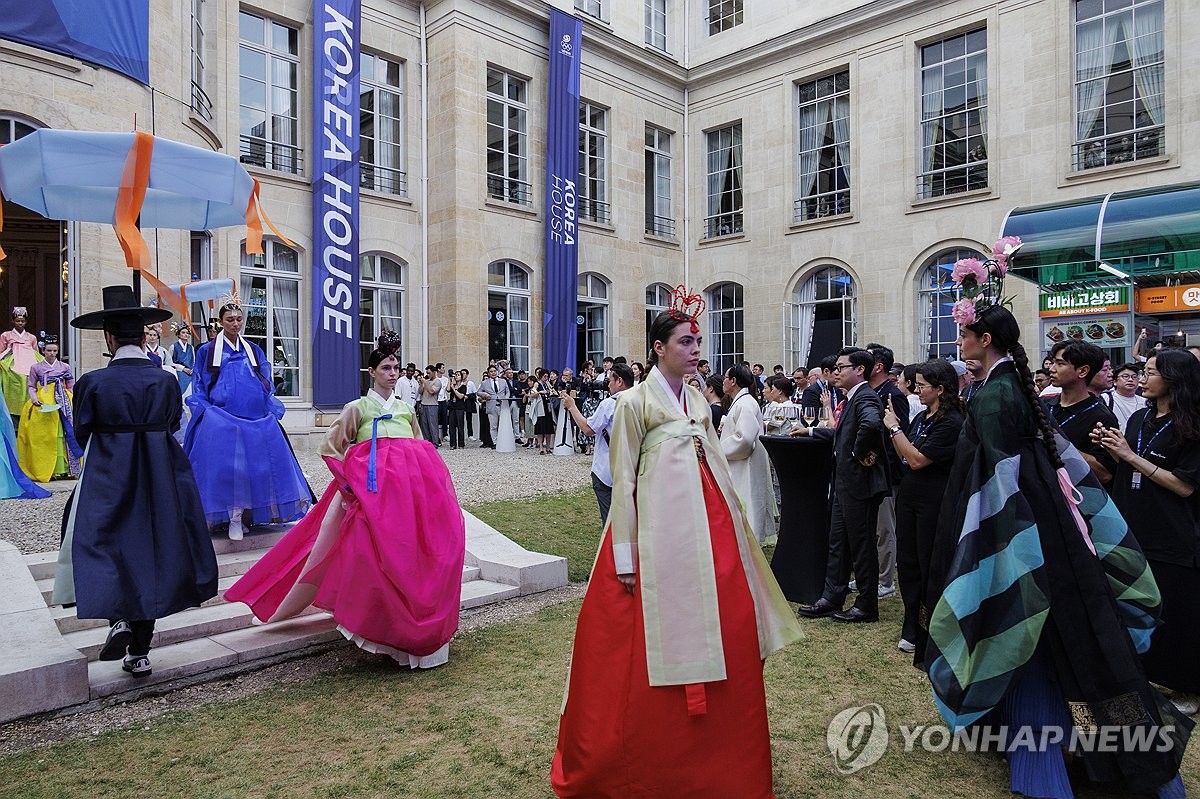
[667,285,705,334]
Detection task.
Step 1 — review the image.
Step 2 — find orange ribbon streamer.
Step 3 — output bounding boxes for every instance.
[112,130,155,271]
[244,178,295,255]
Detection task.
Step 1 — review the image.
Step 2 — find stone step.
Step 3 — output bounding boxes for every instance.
[459,579,521,609]
[86,613,341,701]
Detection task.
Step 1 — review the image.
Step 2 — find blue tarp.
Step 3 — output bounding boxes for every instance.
[0,0,150,84]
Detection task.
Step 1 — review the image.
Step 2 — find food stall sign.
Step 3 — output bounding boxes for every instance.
[1135,284,1200,314]
[1038,287,1130,318]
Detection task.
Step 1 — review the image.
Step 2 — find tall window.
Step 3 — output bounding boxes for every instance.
[578,273,610,368]
[918,249,981,360]
[918,28,987,198]
[190,0,212,122]
[359,254,405,394]
[1074,0,1164,170]
[239,11,301,174]
[645,125,674,236]
[575,0,602,19]
[705,123,743,238]
[361,53,405,195]
[487,261,531,370]
[709,0,742,35]
[486,68,531,205]
[708,282,744,374]
[786,267,856,369]
[189,231,212,334]
[645,0,667,51]
[645,283,672,358]
[579,102,609,224]
[240,240,302,397]
[795,70,851,221]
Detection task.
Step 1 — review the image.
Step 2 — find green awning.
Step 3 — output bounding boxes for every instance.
[1002,181,1200,290]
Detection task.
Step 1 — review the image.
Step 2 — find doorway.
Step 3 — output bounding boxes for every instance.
[0,200,70,361]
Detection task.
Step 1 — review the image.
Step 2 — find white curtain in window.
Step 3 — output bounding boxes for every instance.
[973,54,989,145]
[794,277,817,369]
[832,94,851,188]
[1132,3,1164,125]
[272,279,298,346]
[1075,18,1123,141]
[797,99,823,199]
[921,67,943,174]
[706,136,722,218]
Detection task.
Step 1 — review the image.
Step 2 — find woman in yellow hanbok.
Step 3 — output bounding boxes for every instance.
[17,337,81,480]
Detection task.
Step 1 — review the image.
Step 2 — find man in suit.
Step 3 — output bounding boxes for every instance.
[476,364,506,448]
[865,342,909,599]
[792,347,889,623]
[800,354,843,410]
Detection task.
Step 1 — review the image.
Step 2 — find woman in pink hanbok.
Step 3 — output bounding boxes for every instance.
[0,307,42,428]
[226,332,465,668]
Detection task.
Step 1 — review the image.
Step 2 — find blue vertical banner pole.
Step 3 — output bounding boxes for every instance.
[543,10,582,374]
[311,0,362,408]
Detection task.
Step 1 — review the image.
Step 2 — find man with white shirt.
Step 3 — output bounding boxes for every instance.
[436,363,450,440]
[562,363,633,522]
[462,368,478,440]
[418,365,442,447]
[396,363,420,407]
[1102,362,1145,430]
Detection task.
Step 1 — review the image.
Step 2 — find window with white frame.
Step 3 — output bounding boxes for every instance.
[785,266,855,369]
[578,273,610,368]
[189,231,212,334]
[708,0,742,35]
[707,282,744,374]
[190,0,212,122]
[240,240,302,397]
[705,123,743,238]
[918,249,980,360]
[645,283,672,358]
[360,53,405,196]
[575,0,602,19]
[795,70,851,222]
[238,11,301,174]
[1074,0,1164,170]
[918,28,987,199]
[645,125,674,236]
[645,0,667,51]
[359,254,405,394]
[0,117,35,145]
[487,261,531,370]
[579,102,609,224]
[486,68,531,205]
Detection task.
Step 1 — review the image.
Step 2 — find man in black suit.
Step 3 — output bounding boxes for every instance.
[865,342,909,599]
[800,354,843,410]
[792,347,889,623]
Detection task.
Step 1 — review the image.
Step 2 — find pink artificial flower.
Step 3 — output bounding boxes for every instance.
[992,256,1008,277]
[952,298,978,326]
[993,236,1022,259]
[951,258,988,286]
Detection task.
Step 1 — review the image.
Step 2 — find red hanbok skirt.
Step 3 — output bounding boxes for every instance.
[551,460,775,798]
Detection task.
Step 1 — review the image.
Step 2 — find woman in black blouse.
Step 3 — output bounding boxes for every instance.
[1093,348,1200,716]
[882,359,965,665]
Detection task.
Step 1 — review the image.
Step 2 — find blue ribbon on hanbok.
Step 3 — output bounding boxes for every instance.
[367,414,393,493]
[47,377,83,457]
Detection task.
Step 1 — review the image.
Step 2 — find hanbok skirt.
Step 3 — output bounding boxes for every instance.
[0,354,26,417]
[17,384,80,481]
[225,437,465,660]
[0,406,48,499]
[551,459,775,798]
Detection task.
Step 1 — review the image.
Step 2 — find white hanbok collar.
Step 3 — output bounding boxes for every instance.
[649,366,687,414]
[112,344,149,361]
[367,388,399,413]
[212,333,257,368]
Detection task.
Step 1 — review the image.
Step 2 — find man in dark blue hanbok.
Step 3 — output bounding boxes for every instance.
[52,286,217,678]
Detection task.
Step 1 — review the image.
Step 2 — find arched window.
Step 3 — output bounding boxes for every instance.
[786,266,856,369]
[645,282,673,359]
[487,260,531,370]
[578,272,610,368]
[707,282,744,374]
[918,248,981,360]
[359,254,405,393]
[240,239,302,397]
[0,117,36,144]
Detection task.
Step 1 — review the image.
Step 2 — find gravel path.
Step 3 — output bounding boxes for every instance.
[0,438,594,555]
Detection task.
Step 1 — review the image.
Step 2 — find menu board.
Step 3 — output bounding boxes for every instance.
[1041,313,1133,349]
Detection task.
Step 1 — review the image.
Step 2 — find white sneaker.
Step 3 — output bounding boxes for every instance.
[897,638,916,653]
[848,579,857,592]
[228,514,244,541]
[1172,694,1200,716]
[122,653,152,678]
[878,585,897,599]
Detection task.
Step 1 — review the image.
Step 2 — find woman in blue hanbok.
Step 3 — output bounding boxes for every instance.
[0,397,49,499]
[183,302,311,540]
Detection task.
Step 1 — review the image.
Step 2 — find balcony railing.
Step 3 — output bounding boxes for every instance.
[916,162,988,200]
[1074,128,1163,171]
[579,196,610,224]
[704,211,743,239]
[190,81,213,123]
[793,190,851,222]
[645,214,676,237]
[361,163,408,196]
[486,174,532,205]
[239,137,303,175]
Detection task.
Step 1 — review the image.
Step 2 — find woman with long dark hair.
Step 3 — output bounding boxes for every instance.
[1095,348,1200,716]
[703,374,729,430]
[882,359,963,660]
[925,304,1188,798]
[552,301,800,797]
[721,363,776,542]
[227,332,464,668]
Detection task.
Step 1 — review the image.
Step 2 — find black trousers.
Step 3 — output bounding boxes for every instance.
[822,489,883,615]
[466,395,476,437]
[438,400,449,436]
[895,485,941,652]
[448,407,466,448]
[109,618,156,656]
[478,406,493,447]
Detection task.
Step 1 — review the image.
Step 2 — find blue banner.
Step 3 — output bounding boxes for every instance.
[543,10,582,373]
[311,0,361,408]
[0,0,149,84]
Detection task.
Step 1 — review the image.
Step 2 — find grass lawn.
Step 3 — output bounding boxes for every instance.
[468,487,602,582]
[2,489,1195,797]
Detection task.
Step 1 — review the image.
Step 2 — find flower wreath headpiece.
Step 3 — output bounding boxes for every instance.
[950,236,1023,326]
[667,284,705,333]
